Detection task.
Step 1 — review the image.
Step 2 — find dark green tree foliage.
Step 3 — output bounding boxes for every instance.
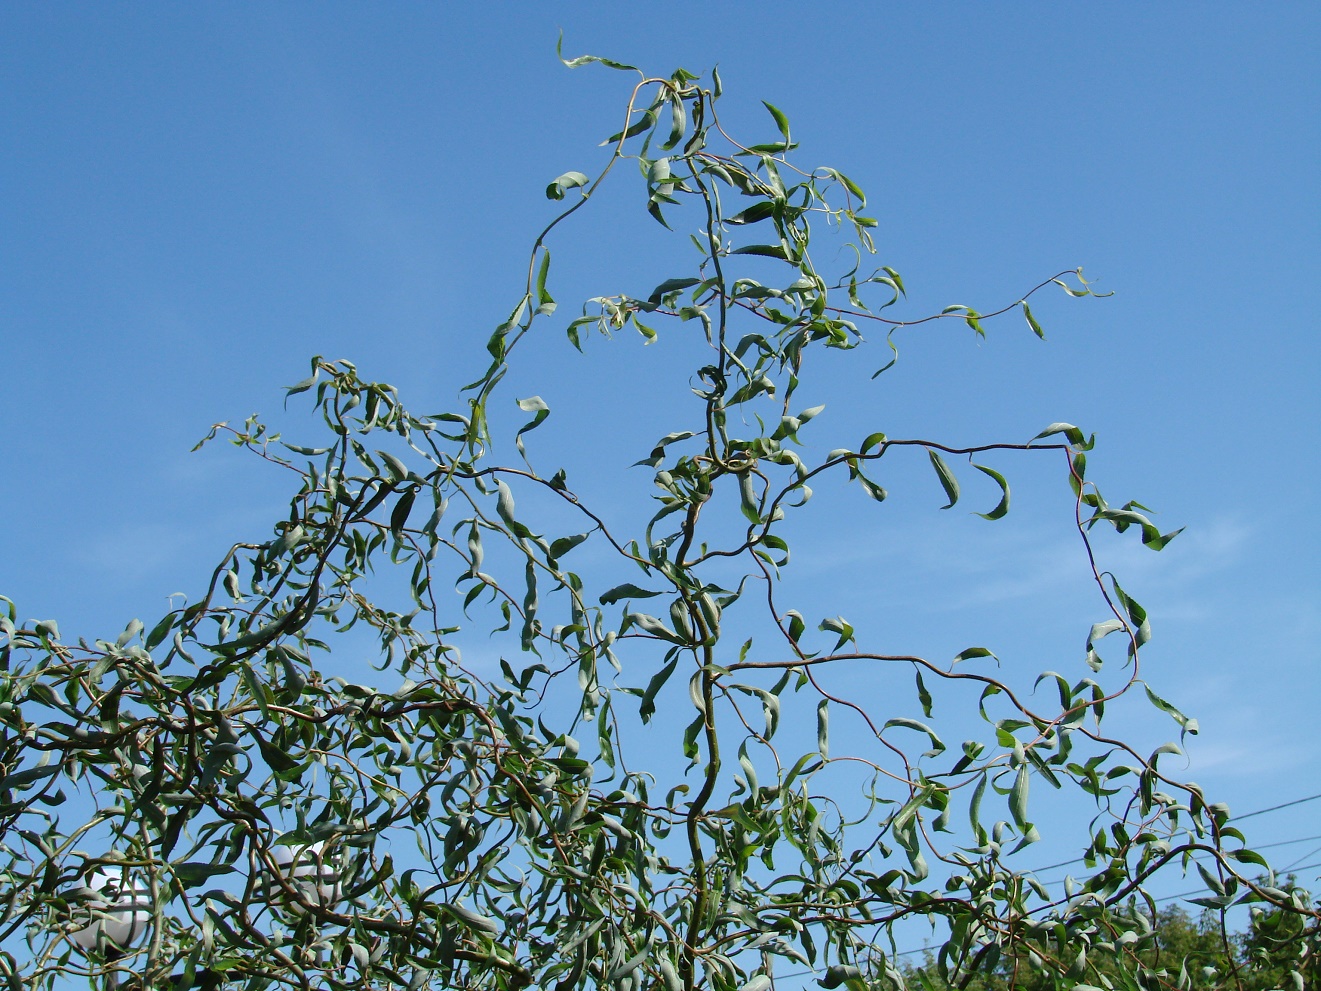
[896,894,1320,990]
[0,50,1315,991]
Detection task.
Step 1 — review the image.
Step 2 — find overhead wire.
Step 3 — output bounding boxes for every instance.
[757,792,1321,983]
[762,854,1321,981]
[1024,794,1321,878]
[1234,791,1321,821]
[1281,844,1321,873]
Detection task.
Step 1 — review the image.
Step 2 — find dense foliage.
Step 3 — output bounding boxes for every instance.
[1,49,1315,991]
[896,888,1320,989]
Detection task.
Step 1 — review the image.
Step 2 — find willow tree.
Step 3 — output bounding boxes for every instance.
[1,48,1313,991]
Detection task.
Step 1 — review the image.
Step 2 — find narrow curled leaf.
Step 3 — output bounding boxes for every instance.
[600,583,664,605]
[1144,683,1199,737]
[1023,301,1045,338]
[1010,764,1030,827]
[556,35,641,72]
[927,449,960,509]
[548,532,590,561]
[515,395,550,456]
[647,277,701,306]
[972,463,1010,520]
[639,657,678,723]
[731,244,790,260]
[546,171,590,200]
[603,108,658,144]
[762,100,791,141]
[882,717,946,757]
[1031,421,1089,447]
[627,612,687,644]
[444,902,500,935]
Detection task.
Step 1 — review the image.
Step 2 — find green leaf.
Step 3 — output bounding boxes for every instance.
[785,610,805,643]
[855,471,887,503]
[1010,764,1030,827]
[627,612,687,644]
[444,902,500,935]
[816,699,829,758]
[534,249,553,306]
[822,167,866,206]
[255,734,300,775]
[744,141,791,155]
[818,965,863,991]
[762,101,791,141]
[738,471,761,524]
[731,244,790,260]
[1086,618,1125,666]
[927,450,960,509]
[639,657,678,723]
[1227,848,1269,869]
[882,717,946,758]
[556,35,640,71]
[1144,683,1199,737]
[972,463,1010,520]
[860,432,887,455]
[647,277,701,306]
[969,773,989,840]
[546,171,590,200]
[661,93,687,150]
[871,328,900,378]
[284,372,318,398]
[603,108,659,144]
[725,201,776,226]
[818,615,855,651]
[115,618,143,648]
[495,478,534,540]
[648,197,674,228]
[609,946,652,983]
[1023,301,1045,339]
[915,671,933,717]
[636,429,696,467]
[145,612,176,651]
[173,862,235,889]
[600,583,663,605]
[1110,576,1152,650]
[548,533,590,561]
[390,486,417,538]
[1094,507,1184,551]
[1031,421,1090,447]
[515,395,550,457]
[659,958,683,991]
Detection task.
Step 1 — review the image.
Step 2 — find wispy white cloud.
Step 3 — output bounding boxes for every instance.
[1181,733,1316,779]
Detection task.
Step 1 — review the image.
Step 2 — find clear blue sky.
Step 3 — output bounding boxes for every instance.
[3,3,1319,906]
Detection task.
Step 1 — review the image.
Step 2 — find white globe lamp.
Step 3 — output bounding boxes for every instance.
[66,866,151,956]
[265,841,342,914]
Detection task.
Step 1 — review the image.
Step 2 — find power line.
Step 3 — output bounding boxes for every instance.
[1247,833,1321,851]
[763,795,1321,983]
[1025,794,1321,876]
[772,863,1321,983]
[1031,833,1321,891]
[1235,791,1321,821]
[1281,844,1321,874]
[1152,860,1321,906]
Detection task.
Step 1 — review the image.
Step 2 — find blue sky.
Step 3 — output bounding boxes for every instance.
[3,1,1319,915]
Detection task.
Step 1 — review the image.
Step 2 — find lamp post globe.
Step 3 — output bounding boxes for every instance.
[67,866,151,956]
[265,841,342,914]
